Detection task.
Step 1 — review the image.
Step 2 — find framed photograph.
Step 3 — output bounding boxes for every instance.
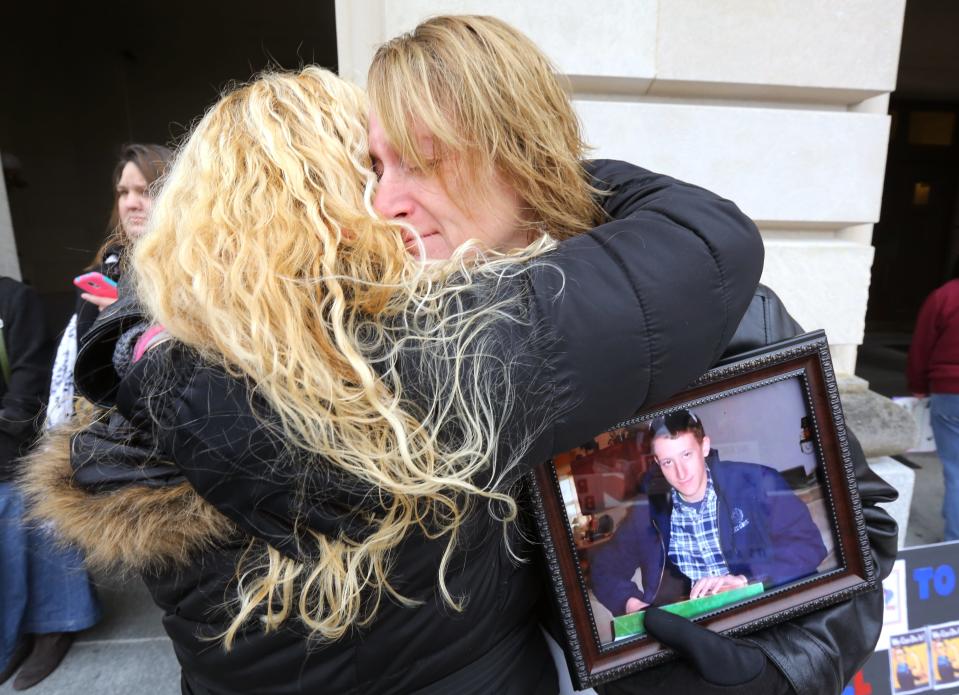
[530,330,879,689]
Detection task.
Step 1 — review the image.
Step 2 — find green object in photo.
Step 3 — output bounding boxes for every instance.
[611,582,765,641]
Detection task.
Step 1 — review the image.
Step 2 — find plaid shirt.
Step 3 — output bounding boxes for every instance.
[667,470,728,581]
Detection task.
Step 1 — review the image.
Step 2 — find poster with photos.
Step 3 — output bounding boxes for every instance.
[931,622,959,689]
[844,542,959,695]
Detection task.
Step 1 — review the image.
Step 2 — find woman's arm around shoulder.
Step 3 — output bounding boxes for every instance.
[521,159,764,455]
[114,342,368,562]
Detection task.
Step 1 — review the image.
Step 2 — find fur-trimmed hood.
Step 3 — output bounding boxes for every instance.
[19,409,236,573]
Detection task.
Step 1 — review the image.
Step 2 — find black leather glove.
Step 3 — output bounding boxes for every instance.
[598,607,795,695]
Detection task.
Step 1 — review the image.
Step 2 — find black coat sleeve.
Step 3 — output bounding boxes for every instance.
[0,279,54,477]
[115,345,377,560]
[514,159,763,464]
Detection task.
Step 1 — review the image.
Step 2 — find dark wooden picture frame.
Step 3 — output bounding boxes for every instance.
[530,331,878,689]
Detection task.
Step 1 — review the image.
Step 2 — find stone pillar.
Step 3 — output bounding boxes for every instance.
[334,0,385,89]
[0,152,21,281]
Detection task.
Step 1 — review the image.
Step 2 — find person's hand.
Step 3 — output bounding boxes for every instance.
[689,573,748,599]
[608,607,793,694]
[80,293,117,312]
[625,597,648,614]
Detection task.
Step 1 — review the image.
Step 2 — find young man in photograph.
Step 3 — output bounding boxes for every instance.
[591,409,828,615]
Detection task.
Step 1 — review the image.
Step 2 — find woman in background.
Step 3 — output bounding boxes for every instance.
[49,144,172,435]
[3,144,170,691]
[75,146,173,334]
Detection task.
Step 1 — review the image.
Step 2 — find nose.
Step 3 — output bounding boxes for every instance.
[123,193,145,212]
[373,172,413,220]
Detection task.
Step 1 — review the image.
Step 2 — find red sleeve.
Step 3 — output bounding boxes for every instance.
[907,288,942,394]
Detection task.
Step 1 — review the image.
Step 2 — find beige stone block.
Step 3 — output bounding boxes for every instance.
[654,0,905,99]
[342,2,905,104]
[843,390,918,457]
[381,0,658,82]
[577,100,891,226]
[760,240,874,353]
[645,81,884,106]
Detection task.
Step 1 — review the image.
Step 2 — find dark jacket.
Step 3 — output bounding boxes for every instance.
[907,279,959,394]
[0,277,53,480]
[591,454,828,613]
[28,159,764,695]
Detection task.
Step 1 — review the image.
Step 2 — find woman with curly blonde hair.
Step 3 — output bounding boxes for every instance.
[23,63,761,694]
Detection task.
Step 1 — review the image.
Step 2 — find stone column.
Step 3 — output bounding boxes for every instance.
[0,151,21,281]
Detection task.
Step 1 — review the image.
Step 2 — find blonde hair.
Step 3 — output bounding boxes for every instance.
[368,14,602,240]
[133,66,554,645]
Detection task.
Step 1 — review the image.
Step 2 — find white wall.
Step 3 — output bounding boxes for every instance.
[337,0,908,375]
[0,157,20,281]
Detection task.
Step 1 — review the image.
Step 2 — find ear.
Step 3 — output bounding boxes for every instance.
[701,435,711,458]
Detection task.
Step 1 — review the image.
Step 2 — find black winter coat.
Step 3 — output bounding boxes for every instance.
[0,277,53,480]
[28,161,890,694]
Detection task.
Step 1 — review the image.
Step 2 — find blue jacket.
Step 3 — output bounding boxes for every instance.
[591,451,828,615]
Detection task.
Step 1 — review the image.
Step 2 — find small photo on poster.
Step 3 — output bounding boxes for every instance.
[890,629,932,695]
[930,622,959,689]
[878,559,910,651]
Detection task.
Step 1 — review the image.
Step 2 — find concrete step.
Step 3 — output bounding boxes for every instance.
[0,573,179,695]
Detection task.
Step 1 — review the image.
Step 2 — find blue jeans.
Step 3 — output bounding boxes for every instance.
[931,394,959,541]
[0,482,101,671]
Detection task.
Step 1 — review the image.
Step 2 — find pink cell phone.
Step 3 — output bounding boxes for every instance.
[73,272,119,300]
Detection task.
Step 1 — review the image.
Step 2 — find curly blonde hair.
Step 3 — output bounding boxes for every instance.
[133,66,555,645]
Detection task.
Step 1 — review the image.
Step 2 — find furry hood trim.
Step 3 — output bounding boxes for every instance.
[19,420,237,573]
